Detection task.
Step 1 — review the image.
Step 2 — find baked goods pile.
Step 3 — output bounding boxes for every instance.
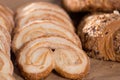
[0,5,15,80]
[63,0,120,62]
[12,2,90,80]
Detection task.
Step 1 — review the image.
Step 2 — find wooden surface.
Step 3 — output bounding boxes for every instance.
[0,0,120,80]
[14,58,120,80]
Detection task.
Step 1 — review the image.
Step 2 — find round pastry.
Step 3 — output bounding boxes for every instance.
[63,0,120,12]
[17,42,54,80]
[17,36,89,80]
[78,11,120,61]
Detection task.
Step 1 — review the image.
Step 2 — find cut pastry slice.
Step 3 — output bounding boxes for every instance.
[12,20,81,53]
[0,4,14,30]
[54,48,89,79]
[0,25,11,44]
[0,4,14,17]
[78,11,120,61]
[0,73,15,80]
[0,26,11,56]
[18,47,54,80]
[0,50,13,75]
[0,13,12,33]
[16,11,74,32]
[16,2,70,22]
[17,36,89,80]
[16,8,74,32]
[0,38,10,57]
[0,6,14,33]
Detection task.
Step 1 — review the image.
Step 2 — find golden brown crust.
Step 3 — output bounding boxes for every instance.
[63,0,120,12]
[63,0,85,12]
[17,60,53,80]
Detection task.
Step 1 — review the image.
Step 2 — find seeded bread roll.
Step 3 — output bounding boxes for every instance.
[78,11,120,61]
[63,0,120,12]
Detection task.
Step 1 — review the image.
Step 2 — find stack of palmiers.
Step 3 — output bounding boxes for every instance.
[12,2,90,80]
[0,5,15,80]
[78,11,120,61]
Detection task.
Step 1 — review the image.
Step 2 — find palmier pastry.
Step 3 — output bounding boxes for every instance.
[78,11,120,61]
[13,2,90,80]
[17,36,89,80]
